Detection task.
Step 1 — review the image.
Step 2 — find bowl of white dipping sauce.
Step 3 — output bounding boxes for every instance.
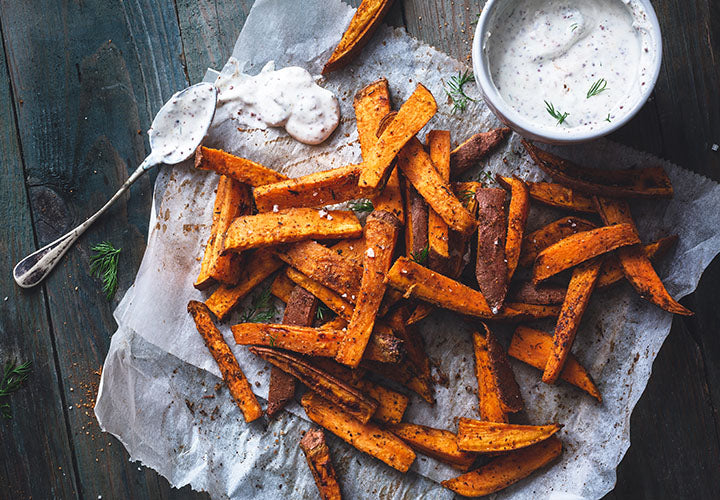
[473,0,662,144]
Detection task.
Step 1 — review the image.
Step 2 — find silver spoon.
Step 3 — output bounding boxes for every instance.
[13,81,218,288]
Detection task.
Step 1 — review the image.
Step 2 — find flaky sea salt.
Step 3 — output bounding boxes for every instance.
[365,248,375,258]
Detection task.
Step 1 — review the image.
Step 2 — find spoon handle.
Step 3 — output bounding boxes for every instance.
[13,156,158,289]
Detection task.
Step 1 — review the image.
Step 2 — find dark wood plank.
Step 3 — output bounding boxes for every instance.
[0,0,203,498]
[0,23,79,500]
[606,295,720,499]
[174,0,253,84]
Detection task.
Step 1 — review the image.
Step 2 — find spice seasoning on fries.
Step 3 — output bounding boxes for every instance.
[186,78,686,496]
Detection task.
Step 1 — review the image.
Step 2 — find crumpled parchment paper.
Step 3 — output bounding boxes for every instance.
[95,0,720,498]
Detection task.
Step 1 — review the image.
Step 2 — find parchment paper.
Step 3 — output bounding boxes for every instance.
[96,0,720,498]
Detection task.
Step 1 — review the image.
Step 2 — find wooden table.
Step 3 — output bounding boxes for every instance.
[1,1,718,498]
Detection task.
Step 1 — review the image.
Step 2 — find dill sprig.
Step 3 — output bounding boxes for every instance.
[410,244,429,266]
[90,241,121,300]
[458,189,476,208]
[587,78,608,98]
[316,303,333,321]
[348,199,374,213]
[444,70,476,113]
[544,100,569,125]
[474,170,494,185]
[239,287,278,323]
[605,113,612,123]
[1,360,31,419]
[570,22,579,32]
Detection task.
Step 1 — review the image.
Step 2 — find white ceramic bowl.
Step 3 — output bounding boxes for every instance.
[472,0,663,145]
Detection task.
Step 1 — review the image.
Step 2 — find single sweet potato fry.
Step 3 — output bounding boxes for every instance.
[270,272,296,303]
[286,268,354,321]
[532,223,640,283]
[450,128,511,177]
[205,249,283,320]
[593,197,692,315]
[509,326,601,401]
[187,301,262,422]
[337,211,402,367]
[233,321,400,363]
[322,0,395,74]
[502,303,561,320]
[426,130,452,269]
[233,323,343,356]
[398,137,477,236]
[473,329,508,423]
[355,78,392,155]
[543,258,602,384]
[387,423,476,471]
[500,176,530,280]
[596,235,678,289]
[194,146,287,186]
[251,346,379,423]
[299,429,342,500]
[253,164,369,213]
[267,285,318,417]
[508,282,567,305]
[475,188,509,312]
[276,240,363,299]
[441,437,562,496]
[404,181,429,260]
[501,177,596,214]
[371,111,406,223]
[223,208,363,253]
[195,176,252,290]
[480,324,523,413]
[386,257,553,321]
[456,418,562,453]
[524,140,673,198]
[519,217,597,268]
[301,392,416,472]
[358,84,437,190]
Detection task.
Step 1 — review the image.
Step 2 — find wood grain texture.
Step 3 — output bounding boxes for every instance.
[0,0,202,498]
[0,26,79,500]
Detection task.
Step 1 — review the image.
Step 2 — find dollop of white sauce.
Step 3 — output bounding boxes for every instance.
[485,0,657,134]
[213,60,340,145]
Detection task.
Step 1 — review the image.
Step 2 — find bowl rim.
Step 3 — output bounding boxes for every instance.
[471,0,663,145]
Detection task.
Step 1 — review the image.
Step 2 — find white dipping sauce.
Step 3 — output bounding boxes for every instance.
[213,60,340,145]
[485,0,656,134]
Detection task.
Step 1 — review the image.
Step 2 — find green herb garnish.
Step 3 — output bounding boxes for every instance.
[410,244,429,266]
[1,360,31,419]
[605,114,612,123]
[545,100,569,125]
[268,334,277,347]
[239,287,278,323]
[570,23,579,32]
[316,303,332,321]
[348,199,374,213]
[445,70,476,113]
[474,170,495,185]
[90,241,121,300]
[458,189,476,208]
[587,78,608,98]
